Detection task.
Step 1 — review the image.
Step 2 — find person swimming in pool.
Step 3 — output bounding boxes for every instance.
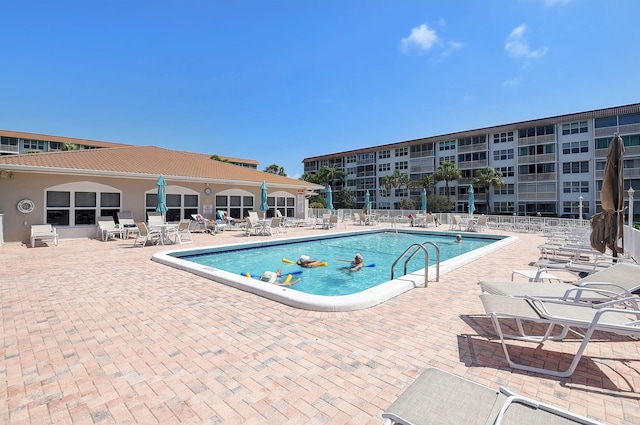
[350,253,364,271]
[296,255,323,268]
[260,268,301,286]
[335,253,365,271]
[455,234,462,243]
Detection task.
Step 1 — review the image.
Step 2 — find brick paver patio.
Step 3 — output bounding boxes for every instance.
[1,223,639,424]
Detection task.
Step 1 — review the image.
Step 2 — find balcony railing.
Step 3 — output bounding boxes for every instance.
[517,153,556,164]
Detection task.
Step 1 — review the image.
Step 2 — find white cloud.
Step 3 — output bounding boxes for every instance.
[502,77,523,86]
[401,24,439,53]
[505,24,547,58]
[442,41,463,57]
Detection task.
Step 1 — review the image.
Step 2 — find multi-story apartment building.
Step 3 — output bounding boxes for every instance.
[0,129,259,169]
[303,103,640,218]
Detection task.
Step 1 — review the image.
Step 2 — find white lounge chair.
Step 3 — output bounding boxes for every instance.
[117,211,140,239]
[480,293,640,377]
[96,216,122,241]
[30,224,58,248]
[382,367,604,425]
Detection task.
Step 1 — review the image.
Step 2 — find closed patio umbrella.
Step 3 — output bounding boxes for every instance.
[364,190,370,213]
[468,185,476,216]
[156,175,168,221]
[591,134,625,255]
[421,188,427,212]
[326,185,334,210]
[259,181,269,218]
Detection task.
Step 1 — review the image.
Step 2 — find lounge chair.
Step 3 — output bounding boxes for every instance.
[190,214,220,233]
[96,216,122,241]
[479,262,640,305]
[382,367,604,425]
[132,222,162,247]
[30,224,58,248]
[117,211,140,239]
[480,293,640,377]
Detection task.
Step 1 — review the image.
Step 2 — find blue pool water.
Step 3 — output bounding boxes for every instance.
[173,231,500,296]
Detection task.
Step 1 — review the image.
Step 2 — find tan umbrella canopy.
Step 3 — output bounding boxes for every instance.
[590,133,625,255]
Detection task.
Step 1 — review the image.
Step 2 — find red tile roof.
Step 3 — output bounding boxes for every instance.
[0,145,318,188]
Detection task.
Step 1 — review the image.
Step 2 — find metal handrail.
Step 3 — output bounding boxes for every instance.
[390,242,440,286]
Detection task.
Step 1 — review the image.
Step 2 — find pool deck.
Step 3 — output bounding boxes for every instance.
[1,222,639,424]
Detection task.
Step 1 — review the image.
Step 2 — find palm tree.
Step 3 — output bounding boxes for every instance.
[382,169,410,209]
[61,143,78,151]
[415,174,435,196]
[433,161,462,199]
[316,165,346,188]
[210,154,231,163]
[300,172,320,184]
[264,163,287,176]
[473,166,504,214]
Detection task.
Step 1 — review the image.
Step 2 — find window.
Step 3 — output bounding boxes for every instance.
[561,121,588,135]
[563,201,590,215]
[346,155,356,164]
[563,181,589,193]
[147,190,200,222]
[395,147,408,157]
[23,139,45,151]
[439,155,455,164]
[562,161,589,174]
[619,112,640,126]
[45,182,122,226]
[493,149,514,161]
[493,132,514,143]
[378,150,390,159]
[494,202,514,213]
[458,152,486,162]
[215,191,254,220]
[518,125,554,138]
[378,163,390,172]
[518,163,555,174]
[519,144,555,156]
[439,140,456,151]
[595,116,617,128]
[495,184,514,195]
[496,166,514,177]
[395,161,408,170]
[267,191,296,218]
[562,140,589,154]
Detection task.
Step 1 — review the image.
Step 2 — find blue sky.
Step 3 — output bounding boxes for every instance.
[3,0,640,179]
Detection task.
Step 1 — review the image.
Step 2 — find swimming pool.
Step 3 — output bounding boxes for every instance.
[152,229,517,311]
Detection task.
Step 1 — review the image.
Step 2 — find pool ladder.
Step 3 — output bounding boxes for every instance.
[390,242,440,286]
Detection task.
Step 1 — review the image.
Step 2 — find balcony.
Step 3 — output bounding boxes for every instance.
[595,144,640,159]
[517,192,557,201]
[0,144,20,154]
[457,159,488,169]
[457,142,487,153]
[517,172,556,182]
[595,123,640,138]
[517,133,556,146]
[517,153,555,165]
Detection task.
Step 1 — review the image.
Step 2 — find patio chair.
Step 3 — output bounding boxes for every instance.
[382,367,604,425]
[168,218,193,244]
[96,216,122,241]
[132,222,162,247]
[117,211,140,239]
[147,211,164,227]
[30,224,58,248]
[480,293,640,377]
[468,215,487,232]
[449,215,465,231]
